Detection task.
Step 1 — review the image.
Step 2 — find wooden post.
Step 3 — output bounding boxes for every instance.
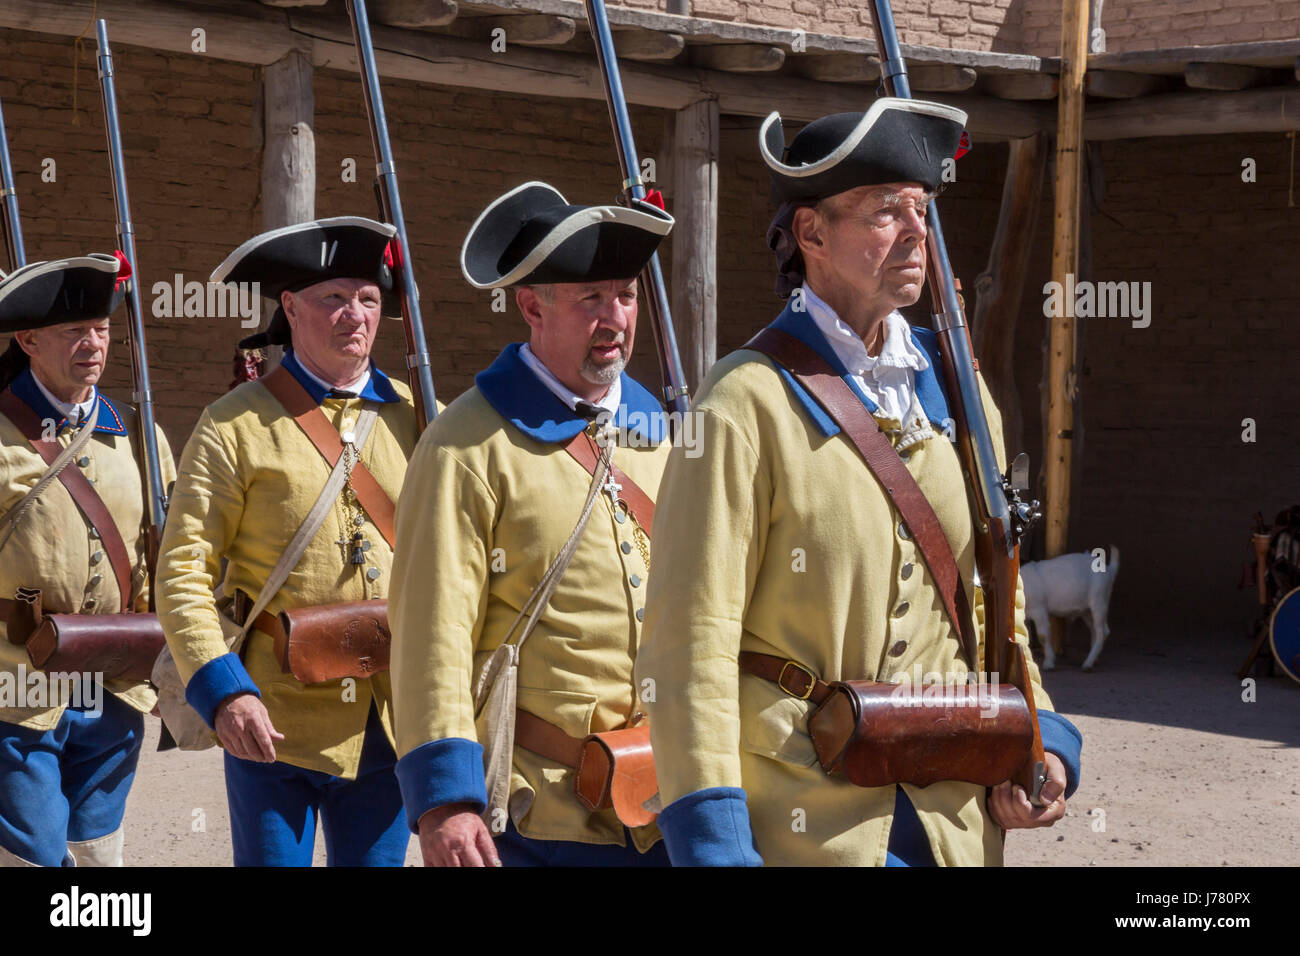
[972,131,1048,461]
[1044,0,1088,654]
[259,48,315,367]
[670,97,719,391]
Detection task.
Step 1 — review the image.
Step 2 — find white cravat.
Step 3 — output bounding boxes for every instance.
[31,372,96,427]
[519,343,622,418]
[296,358,371,398]
[801,283,931,434]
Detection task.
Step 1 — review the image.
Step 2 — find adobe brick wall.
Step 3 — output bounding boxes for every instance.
[615,0,1024,50]
[1020,0,1300,56]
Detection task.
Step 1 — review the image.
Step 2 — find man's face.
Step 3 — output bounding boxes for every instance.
[17,318,111,398]
[282,277,383,380]
[800,182,931,313]
[517,278,638,398]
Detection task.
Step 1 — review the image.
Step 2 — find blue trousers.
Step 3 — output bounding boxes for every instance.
[223,704,408,867]
[885,787,938,867]
[0,693,144,867]
[497,818,671,867]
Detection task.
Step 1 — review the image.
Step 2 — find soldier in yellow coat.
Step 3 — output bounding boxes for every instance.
[0,255,175,866]
[156,218,421,866]
[390,182,675,866]
[637,101,1083,866]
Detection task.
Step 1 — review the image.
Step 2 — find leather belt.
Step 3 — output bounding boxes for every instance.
[231,590,287,645]
[514,708,584,768]
[739,651,833,705]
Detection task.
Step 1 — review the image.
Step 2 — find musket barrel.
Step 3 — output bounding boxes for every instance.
[95,20,168,539]
[345,0,438,431]
[582,0,690,415]
[0,95,26,271]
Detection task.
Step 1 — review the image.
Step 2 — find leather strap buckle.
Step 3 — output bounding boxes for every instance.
[778,660,817,700]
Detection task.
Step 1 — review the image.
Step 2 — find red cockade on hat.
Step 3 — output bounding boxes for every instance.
[643,189,665,211]
[112,249,133,288]
[384,238,400,271]
[954,131,971,161]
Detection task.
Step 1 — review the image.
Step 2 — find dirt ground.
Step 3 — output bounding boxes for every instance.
[118,624,1299,867]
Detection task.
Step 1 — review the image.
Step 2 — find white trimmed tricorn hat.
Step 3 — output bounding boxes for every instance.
[460,181,673,289]
[211,215,399,349]
[760,97,968,203]
[0,254,129,334]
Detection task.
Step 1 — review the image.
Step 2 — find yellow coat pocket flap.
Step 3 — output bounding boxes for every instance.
[738,672,818,768]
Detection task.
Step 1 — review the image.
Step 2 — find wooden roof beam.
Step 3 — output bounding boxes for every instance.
[482,14,576,47]
[1084,71,1167,99]
[1183,61,1273,91]
[613,29,685,62]
[371,0,460,29]
[692,44,785,73]
[909,64,977,93]
[790,53,881,84]
[981,72,1057,101]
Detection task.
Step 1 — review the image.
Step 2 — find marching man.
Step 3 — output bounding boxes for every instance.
[156,218,421,866]
[390,183,674,866]
[0,255,175,866]
[637,101,1083,866]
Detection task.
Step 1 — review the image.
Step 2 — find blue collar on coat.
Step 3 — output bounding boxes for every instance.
[754,303,951,439]
[8,367,127,436]
[476,342,668,445]
[280,348,401,405]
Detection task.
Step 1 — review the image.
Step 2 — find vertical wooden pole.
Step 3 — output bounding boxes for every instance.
[1045,0,1089,654]
[972,131,1049,460]
[260,48,315,367]
[670,97,719,391]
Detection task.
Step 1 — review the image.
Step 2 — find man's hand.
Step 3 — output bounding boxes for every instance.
[214,692,283,763]
[417,804,501,867]
[988,751,1068,829]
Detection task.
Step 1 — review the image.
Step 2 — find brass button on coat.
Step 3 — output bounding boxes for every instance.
[77,455,91,467]
[893,601,910,617]
[630,574,642,588]
[636,608,644,622]
[83,599,96,610]
[889,640,908,657]
[366,567,380,581]
[90,551,104,565]
[87,574,103,588]
[898,522,910,540]
[901,562,914,580]
[621,541,632,554]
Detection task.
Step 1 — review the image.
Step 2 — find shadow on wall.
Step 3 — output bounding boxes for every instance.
[992,0,1032,54]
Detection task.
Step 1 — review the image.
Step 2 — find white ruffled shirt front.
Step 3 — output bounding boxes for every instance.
[519,343,622,418]
[801,283,936,446]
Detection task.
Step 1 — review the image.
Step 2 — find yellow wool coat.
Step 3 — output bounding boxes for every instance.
[155,358,419,778]
[0,375,175,730]
[637,307,1077,867]
[389,346,669,849]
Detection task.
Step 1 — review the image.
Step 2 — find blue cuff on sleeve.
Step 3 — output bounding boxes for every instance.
[658,787,763,867]
[1039,710,1083,799]
[184,653,260,728]
[395,738,488,833]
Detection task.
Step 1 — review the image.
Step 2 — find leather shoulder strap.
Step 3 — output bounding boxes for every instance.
[744,327,977,669]
[0,388,132,612]
[563,430,655,536]
[261,365,397,550]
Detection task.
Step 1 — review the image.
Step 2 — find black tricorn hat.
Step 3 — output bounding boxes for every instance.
[210,216,399,350]
[0,254,129,335]
[460,182,673,289]
[760,98,968,203]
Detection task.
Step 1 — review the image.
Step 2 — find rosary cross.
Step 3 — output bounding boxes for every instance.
[602,473,623,508]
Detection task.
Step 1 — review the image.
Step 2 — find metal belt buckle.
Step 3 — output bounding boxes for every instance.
[777,660,816,700]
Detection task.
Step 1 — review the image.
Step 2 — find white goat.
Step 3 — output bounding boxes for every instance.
[1019,546,1120,672]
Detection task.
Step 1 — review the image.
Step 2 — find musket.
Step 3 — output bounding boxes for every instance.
[864,0,1048,805]
[0,93,25,272]
[95,20,169,603]
[344,0,438,431]
[581,0,690,417]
